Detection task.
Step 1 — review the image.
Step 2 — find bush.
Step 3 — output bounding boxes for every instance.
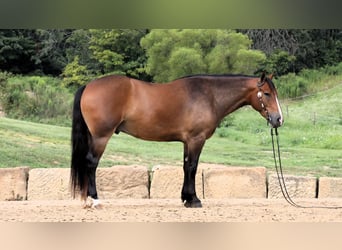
[323,62,342,76]
[262,50,296,76]
[216,115,235,137]
[277,73,308,99]
[0,75,73,125]
[219,115,235,128]
[61,56,93,89]
[276,62,342,99]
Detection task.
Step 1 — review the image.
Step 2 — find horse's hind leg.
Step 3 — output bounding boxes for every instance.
[84,135,110,208]
[84,151,100,208]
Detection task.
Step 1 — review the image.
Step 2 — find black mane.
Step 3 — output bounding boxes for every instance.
[177,73,277,91]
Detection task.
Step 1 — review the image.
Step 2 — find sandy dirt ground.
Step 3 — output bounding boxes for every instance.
[2,198,342,222]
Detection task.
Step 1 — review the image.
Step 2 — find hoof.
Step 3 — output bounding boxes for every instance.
[184,200,202,208]
[82,197,92,209]
[82,197,102,209]
[92,203,103,209]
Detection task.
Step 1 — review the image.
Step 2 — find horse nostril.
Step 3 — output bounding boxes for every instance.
[270,114,283,127]
[277,116,283,126]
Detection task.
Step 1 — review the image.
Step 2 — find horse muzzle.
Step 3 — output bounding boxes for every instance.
[268,113,283,128]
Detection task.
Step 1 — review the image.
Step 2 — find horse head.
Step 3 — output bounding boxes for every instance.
[251,73,283,128]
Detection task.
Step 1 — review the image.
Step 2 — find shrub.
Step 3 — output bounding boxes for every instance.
[0,75,73,125]
[277,73,308,99]
[61,56,93,89]
[262,50,296,76]
[276,62,342,99]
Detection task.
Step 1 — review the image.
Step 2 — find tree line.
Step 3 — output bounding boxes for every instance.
[1,29,341,87]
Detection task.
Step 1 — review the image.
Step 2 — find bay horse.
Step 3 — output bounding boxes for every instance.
[70,72,283,208]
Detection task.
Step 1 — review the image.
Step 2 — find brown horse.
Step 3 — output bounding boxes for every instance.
[71,73,283,208]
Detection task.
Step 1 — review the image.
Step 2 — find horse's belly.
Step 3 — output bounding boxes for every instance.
[118,119,183,142]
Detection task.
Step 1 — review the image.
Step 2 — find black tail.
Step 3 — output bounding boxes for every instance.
[70,85,90,199]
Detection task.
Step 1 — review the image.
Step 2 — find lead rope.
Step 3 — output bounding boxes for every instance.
[270,127,342,209]
[271,128,301,208]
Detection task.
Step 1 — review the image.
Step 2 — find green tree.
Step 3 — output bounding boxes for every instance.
[206,32,266,74]
[65,29,97,71]
[33,29,71,75]
[242,29,342,74]
[0,30,36,74]
[241,29,299,55]
[61,56,92,88]
[261,50,296,76]
[140,29,176,82]
[141,29,266,82]
[168,47,206,80]
[88,29,149,79]
[294,29,342,71]
[0,29,71,75]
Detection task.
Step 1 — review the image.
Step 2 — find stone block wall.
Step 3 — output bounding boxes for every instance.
[0,167,29,201]
[1,166,342,201]
[150,165,203,199]
[28,168,71,200]
[96,165,149,199]
[318,177,342,198]
[27,166,149,200]
[267,174,317,199]
[202,166,266,198]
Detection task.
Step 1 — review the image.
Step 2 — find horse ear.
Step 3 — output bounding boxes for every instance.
[260,72,266,82]
[268,73,273,80]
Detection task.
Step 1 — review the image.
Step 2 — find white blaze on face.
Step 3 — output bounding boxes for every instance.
[275,95,283,125]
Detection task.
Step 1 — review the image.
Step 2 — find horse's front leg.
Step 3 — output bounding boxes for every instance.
[181,138,205,208]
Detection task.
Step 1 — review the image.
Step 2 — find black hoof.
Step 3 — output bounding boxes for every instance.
[184,200,202,208]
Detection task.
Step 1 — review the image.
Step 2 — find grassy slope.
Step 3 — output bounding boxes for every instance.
[0,83,341,177]
[0,118,71,168]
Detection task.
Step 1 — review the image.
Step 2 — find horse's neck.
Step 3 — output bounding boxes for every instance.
[212,79,253,119]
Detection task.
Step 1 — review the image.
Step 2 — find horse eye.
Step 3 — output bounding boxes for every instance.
[264,92,271,97]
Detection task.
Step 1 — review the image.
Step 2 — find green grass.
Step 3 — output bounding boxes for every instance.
[0,118,71,168]
[0,83,341,177]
